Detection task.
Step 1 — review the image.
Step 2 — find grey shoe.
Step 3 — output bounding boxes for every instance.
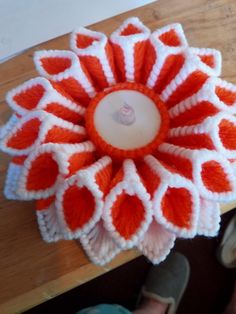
[142,252,190,314]
[217,214,236,268]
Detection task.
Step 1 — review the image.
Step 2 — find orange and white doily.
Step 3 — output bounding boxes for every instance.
[1,17,236,265]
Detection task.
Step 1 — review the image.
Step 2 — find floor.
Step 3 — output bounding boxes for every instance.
[25,210,236,314]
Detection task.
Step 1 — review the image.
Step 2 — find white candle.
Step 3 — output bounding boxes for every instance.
[86,83,169,159]
[94,89,161,150]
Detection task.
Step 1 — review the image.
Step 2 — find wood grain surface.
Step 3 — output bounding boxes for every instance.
[1,0,236,312]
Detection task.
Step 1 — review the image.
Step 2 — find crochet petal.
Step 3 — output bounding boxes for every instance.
[103,159,152,249]
[155,23,188,48]
[215,79,236,108]
[168,112,236,158]
[137,220,176,264]
[4,160,26,200]
[71,28,117,89]
[80,220,121,266]
[56,157,112,239]
[169,77,236,128]
[17,142,95,199]
[6,77,85,121]
[110,17,150,82]
[7,79,45,113]
[34,50,96,105]
[139,155,200,237]
[157,143,236,202]
[189,48,221,76]
[197,199,220,237]
[0,111,86,156]
[145,24,187,90]
[159,49,221,109]
[0,114,19,140]
[36,196,63,242]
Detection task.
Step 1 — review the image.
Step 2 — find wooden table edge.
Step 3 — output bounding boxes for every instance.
[0,250,140,314]
[220,201,236,214]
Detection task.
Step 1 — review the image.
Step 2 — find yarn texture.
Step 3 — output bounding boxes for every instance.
[1,17,236,265]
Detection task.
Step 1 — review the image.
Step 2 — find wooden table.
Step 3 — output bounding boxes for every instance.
[1,0,236,312]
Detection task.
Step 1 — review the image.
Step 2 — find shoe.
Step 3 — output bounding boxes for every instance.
[217,214,236,268]
[141,252,190,314]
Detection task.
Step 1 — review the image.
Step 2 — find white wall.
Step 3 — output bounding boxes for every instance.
[0,0,155,61]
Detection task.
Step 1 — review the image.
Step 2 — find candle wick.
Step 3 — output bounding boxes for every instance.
[116,101,136,126]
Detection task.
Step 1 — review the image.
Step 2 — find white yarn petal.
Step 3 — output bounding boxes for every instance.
[80,220,121,266]
[37,203,63,242]
[197,199,221,237]
[138,220,176,264]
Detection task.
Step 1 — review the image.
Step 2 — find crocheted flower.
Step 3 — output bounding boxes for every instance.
[1,17,236,265]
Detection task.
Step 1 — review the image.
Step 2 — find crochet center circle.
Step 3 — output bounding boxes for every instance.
[86,82,169,159]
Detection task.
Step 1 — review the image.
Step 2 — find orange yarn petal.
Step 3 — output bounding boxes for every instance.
[170,101,219,128]
[215,86,236,106]
[26,152,59,191]
[201,161,232,193]
[3,111,86,156]
[17,142,95,199]
[44,126,85,144]
[158,143,236,201]
[154,54,185,94]
[112,43,126,82]
[34,51,95,106]
[13,84,45,110]
[80,55,109,89]
[144,24,189,90]
[111,193,145,240]
[137,161,161,197]
[58,77,91,106]
[56,157,110,237]
[12,156,27,165]
[76,34,98,48]
[71,27,117,89]
[167,134,215,150]
[142,40,157,84]
[166,71,208,108]
[159,29,181,47]
[156,150,193,179]
[103,159,152,248]
[40,57,72,75]
[199,55,215,68]
[6,118,41,150]
[110,18,150,82]
[62,186,95,231]
[219,119,236,150]
[67,151,94,176]
[120,24,142,35]
[143,155,199,236]
[36,195,55,211]
[7,78,85,124]
[161,187,193,228]
[134,40,148,83]
[109,167,125,190]
[95,162,113,195]
[168,113,236,156]
[44,102,83,124]
[49,81,76,101]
